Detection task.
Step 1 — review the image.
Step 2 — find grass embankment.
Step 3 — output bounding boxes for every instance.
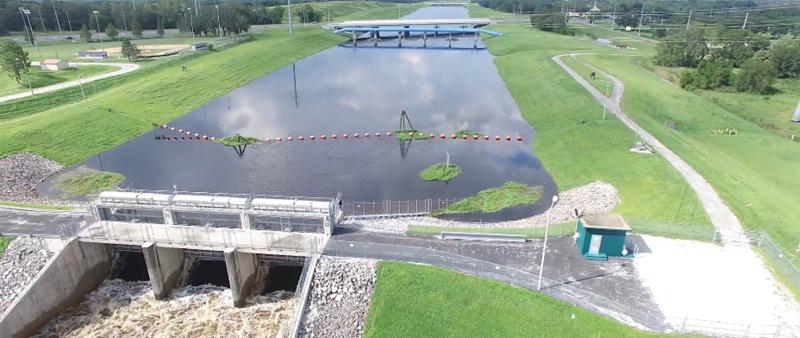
[57,169,125,196]
[433,182,542,216]
[22,36,220,62]
[281,1,424,22]
[560,56,612,97]
[0,65,116,96]
[419,163,461,181]
[481,24,711,236]
[0,236,13,257]
[0,201,74,211]
[0,27,345,166]
[576,53,800,267]
[364,262,676,337]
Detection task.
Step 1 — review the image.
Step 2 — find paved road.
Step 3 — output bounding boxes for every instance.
[553,54,744,242]
[0,62,139,103]
[0,206,88,236]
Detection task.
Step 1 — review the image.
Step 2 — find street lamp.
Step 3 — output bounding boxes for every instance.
[19,8,41,57]
[16,58,33,95]
[537,194,559,291]
[287,0,293,36]
[93,10,103,50]
[78,73,88,108]
[215,5,223,37]
[186,8,196,44]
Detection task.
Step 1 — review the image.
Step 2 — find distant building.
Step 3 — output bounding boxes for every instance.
[190,42,209,51]
[39,59,69,71]
[575,213,632,260]
[76,51,108,59]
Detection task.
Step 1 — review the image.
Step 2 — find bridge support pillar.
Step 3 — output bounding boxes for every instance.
[403,25,410,38]
[142,242,185,300]
[423,32,427,48]
[240,212,252,230]
[162,208,175,225]
[397,32,402,47]
[449,33,452,48]
[224,248,257,308]
[434,25,439,37]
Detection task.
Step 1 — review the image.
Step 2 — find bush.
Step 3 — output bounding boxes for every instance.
[771,41,800,78]
[530,13,573,36]
[737,57,777,94]
[680,59,733,90]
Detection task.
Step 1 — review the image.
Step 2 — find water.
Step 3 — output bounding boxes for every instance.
[42,7,557,221]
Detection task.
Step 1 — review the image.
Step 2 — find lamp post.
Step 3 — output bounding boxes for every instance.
[287,0,293,36]
[215,5,223,37]
[19,8,41,57]
[537,195,559,291]
[187,8,196,44]
[93,10,103,50]
[17,58,33,95]
[78,73,88,108]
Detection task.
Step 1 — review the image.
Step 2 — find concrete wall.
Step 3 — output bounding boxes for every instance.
[0,239,112,338]
[142,242,185,300]
[224,248,257,307]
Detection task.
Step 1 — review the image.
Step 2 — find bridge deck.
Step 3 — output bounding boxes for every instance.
[335,27,501,36]
[331,18,492,29]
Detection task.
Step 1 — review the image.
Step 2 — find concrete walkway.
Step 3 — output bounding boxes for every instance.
[553,53,744,242]
[0,62,140,104]
[0,205,88,236]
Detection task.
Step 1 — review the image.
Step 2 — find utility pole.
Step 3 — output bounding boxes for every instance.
[121,5,129,31]
[65,9,73,32]
[187,8,196,44]
[685,9,693,36]
[742,11,749,30]
[78,73,88,108]
[215,5,223,37]
[537,195,559,291]
[637,4,644,37]
[35,5,47,32]
[132,0,136,11]
[194,0,199,16]
[792,99,800,122]
[52,1,63,34]
[17,58,33,95]
[93,10,103,50]
[288,0,293,36]
[610,3,616,30]
[19,8,41,57]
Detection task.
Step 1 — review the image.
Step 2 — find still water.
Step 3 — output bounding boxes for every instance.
[44,7,557,221]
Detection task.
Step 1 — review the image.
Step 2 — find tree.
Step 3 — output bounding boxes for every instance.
[105,23,119,40]
[80,24,92,42]
[131,18,143,36]
[713,29,770,67]
[614,14,639,29]
[0,39,31,84]
[120,38,140,61]
[771,41,800,78]
[680,59,733,90]
[737,57,777,94]
[156,19,165,38]
[531,13,571,35]
[654,28,708,67]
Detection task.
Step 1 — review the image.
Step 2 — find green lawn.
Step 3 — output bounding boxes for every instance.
[0,237,12,257]
[407,223,576,239]
[577,53,800,265]
[0,65,116,96]
[281,1,424,22]
[560,55,613,97]
[364,261,680,337]
[482,23,711,232]
[0,27,345,166]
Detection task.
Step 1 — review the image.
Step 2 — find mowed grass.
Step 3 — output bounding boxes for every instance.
[482,23,711,230]
[407,222,576,239]
[0,27,345,166]
[281,1,424,22]
[0,65,116,96]
[560,55,613,96]
[0,236,13,257]
[578,53,800,264]
[363,261,680,338]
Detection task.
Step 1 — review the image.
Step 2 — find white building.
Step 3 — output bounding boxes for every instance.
[39,59,69,71]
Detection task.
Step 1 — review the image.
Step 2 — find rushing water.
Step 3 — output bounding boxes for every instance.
[42,7,556,221]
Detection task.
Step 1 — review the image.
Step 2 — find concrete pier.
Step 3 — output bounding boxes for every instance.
[142,242,185,300]
[225,248,258,307]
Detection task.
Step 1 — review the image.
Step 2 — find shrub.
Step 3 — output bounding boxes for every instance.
[680,59,733,90]
[737,57,777,94]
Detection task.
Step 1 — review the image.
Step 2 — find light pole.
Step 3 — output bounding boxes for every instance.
[93,10,103,50]
[215,5,223,37]
[19,8,41,57]
[17,58,33,95]
[537,195,559,291]
[186,8,196,44]
[52,1,63,34]
[287,0,293,36]
[78,73,88,108]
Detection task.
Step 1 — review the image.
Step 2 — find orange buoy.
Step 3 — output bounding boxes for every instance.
[210,137,216,141]
[375,132,381,137]
[429,133,435,139]
[517,136,523,141]
[321,135,327,140]
[483,135,489,140]
[332,134,337,139]
[277,137,282,141]
[451,134,457,139]
[299,136,304,140]
[461,134,467,140]
[472,135,479,140]
[365,133,370,137]
[506,136,512,141]
[287,136,293,141]
[343,133,349,138]
[440,134,446,139]
[354,133,360,138]
[186,131,191,135]
[386,131,393,136]
[495,136,500,140]
[310,135,316,140]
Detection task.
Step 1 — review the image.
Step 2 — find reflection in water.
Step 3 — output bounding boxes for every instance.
[42,6,557,221]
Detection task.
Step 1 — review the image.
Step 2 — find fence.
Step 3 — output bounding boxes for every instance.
[753,230,800,299]
[342,198,458,218]
[324,239,798,338]
[625,218,719,242]
[287,254,319,338]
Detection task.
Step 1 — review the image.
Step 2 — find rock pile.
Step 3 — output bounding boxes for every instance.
[0,153,63,201]
[0,235,54,314]
[300,257,377,338]
[344,181,620,232]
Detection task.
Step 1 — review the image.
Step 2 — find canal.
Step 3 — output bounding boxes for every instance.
[43,6,557,221]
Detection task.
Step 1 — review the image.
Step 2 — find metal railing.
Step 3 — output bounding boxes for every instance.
[343,198,458,218]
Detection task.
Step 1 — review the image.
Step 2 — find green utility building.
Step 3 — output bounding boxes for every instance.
[576,213,631,260]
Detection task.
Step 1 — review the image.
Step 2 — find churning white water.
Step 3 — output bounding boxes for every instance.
[35,279,295,338]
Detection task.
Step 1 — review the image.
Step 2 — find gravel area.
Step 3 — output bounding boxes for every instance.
[35,280,296,337]
[344,181,620,233]
[300,257,377,338]
[0,235,54,314]
[0,153,63,202]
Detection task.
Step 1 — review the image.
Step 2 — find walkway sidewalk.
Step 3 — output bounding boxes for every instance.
[0,62,139,104]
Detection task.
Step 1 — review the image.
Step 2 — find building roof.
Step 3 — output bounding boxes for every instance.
[41,59,65,65]
[581,213,631,231]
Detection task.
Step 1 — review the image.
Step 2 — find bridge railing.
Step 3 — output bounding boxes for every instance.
[342,198,458,218]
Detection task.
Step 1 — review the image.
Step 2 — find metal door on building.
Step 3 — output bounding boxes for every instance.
[589,234,603,255]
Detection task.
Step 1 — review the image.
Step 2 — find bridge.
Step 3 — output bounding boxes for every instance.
[329,18,493,30]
